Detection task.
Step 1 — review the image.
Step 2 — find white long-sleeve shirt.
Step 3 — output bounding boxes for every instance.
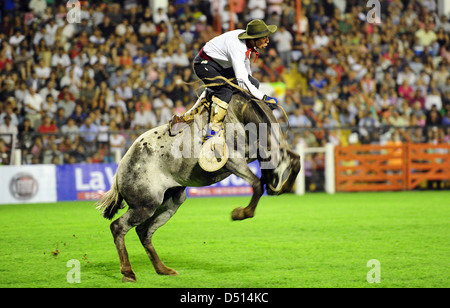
[202,30,266,100]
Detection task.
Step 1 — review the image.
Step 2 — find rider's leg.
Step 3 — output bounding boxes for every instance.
[171,90,209,125]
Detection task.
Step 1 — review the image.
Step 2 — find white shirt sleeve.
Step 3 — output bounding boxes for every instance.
[228,44,266,100]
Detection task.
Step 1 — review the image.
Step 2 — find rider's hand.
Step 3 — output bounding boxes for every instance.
[263,95,278,109]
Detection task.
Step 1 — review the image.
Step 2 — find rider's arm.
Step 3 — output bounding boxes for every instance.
[228,46,266,101]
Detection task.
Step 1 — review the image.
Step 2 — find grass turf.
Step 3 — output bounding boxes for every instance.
[0,191,448,288]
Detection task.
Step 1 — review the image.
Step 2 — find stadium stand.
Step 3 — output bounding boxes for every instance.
[0,0,448,190]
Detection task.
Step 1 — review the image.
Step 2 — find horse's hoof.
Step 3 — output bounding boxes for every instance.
[157,267,179,276]
[122,275,137,283]
[231,207,245,220]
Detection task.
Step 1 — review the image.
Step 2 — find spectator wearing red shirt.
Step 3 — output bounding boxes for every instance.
[38,115,58,134]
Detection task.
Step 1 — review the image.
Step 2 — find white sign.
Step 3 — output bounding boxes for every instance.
[0,165,57,204]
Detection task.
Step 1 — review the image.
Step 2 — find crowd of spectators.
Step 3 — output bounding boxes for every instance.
[0,0,449,166]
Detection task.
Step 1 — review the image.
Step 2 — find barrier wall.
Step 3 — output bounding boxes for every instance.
[0,161,260,205]
[335,143,450,192]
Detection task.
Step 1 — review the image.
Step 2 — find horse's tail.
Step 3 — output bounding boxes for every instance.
[95,175,124,220]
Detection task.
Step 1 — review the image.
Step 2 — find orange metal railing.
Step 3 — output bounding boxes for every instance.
[335,143,450,192]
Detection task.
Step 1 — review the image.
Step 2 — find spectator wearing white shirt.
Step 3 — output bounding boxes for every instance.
[116,82,133,102]
[0,115,18,146]
[272,25,293,69]
[172,47,190,69]
[41,95,58,118]
[29,0,47,16]
[51,47,71,68]
[9,30,25,47]
[0,102,19,127]
[39,80,60,102]
[247,0,266,20]
[221,5,238,32]
[153,7,169,25]
[34,59,51,82]
[139,19,157,38]
[289,108,312,127]
[24,87,44,130]
[134,104,157,129]
[61,117,80,144]
[107,92,128,114]
[425,88,443,111]
[314,29,330,49]
[396,66,417,86]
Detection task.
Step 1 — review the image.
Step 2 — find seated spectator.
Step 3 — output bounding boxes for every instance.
[0,102,19,127]
[61,117,80,145]
[134,103,157,129]
[0,115,18,146]
[70,104,87,126]
[107,92,128,114]
[58,92,77,118]
[109,122,126,156]
[38,115,58,134]
[79,117,98,156]
[42,142,64,164]
[0,138,10,165]
[424,89,443,111]
[289,108,312,127]
[115,81,133,102]
[42,94,58,118]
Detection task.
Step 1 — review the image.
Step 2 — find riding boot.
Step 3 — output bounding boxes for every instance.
[205,96,228,157]
[170,90,210,135]
[172,90,207,125]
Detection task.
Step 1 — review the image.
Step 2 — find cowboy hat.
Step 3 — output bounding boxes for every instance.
[238,19,277,40]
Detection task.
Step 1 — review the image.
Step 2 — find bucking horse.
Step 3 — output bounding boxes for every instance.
[96,92,300,282]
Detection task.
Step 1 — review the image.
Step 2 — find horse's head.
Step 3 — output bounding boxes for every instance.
[232,96,301,195]
[262,146,300,195]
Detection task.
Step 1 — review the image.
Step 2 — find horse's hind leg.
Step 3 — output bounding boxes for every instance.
[110,207,154,282]
[136,187,186,276]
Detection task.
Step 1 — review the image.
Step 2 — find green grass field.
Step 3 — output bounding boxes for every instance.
[0,191,448,288]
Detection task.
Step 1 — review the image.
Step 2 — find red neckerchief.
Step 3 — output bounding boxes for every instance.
[245,41,259,63]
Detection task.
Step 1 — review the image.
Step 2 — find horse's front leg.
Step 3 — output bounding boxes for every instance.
[226,161,264,221]
[231,178,264,220]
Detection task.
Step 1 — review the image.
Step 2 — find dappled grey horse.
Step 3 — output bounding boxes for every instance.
[96,93,300,282]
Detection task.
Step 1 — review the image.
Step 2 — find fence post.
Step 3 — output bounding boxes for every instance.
[295,143,305,195]
[325,143,335,194]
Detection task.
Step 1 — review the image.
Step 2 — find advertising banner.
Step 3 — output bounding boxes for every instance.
[0,165,57,204]
[56,164,118,201]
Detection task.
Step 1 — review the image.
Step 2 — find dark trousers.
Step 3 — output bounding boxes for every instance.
[193,54,259,104]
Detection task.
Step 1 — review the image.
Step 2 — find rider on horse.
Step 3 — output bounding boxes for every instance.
[171,19,279,158]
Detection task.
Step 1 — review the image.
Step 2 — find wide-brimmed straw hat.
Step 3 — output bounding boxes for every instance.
[238,19,277,40]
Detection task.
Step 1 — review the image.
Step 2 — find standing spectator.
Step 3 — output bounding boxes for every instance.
[24,86,44,130]
[246,0,266,21]
[272,25,293,69]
